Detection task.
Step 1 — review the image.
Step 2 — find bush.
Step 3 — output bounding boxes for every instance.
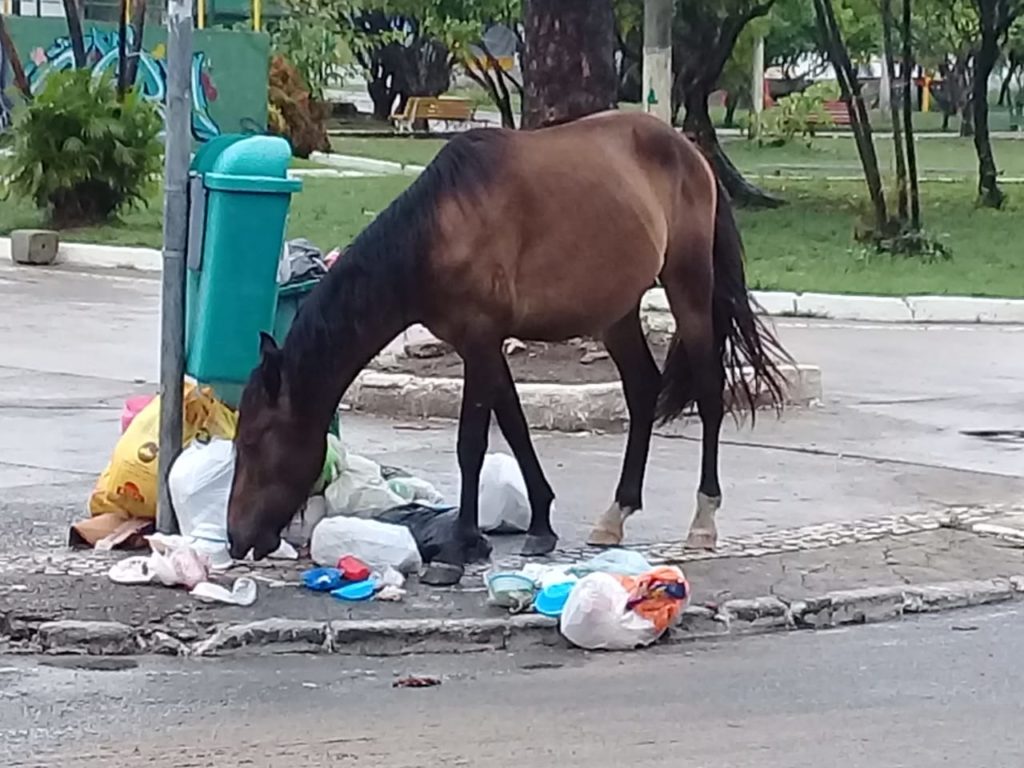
[759,81,842,146]
[1,69,162,228]
[268,54,330,159]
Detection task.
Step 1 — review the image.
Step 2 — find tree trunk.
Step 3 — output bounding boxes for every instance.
[123,0,146,91]
[902,0,921,230]
[61,0,87,69]
[116,0,128,99]
[683,85,782,208]
[464,44,521,129]
[812,0,889,235]
[724,93,739,128]
[880,0,908,222]
[0,13,33,101]
[973,0,1004,208]
[522,0,617,129]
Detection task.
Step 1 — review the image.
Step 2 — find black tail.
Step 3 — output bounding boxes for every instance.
[655,182,792,424]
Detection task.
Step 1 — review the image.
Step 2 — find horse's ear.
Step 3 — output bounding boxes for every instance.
[257,331,282,403]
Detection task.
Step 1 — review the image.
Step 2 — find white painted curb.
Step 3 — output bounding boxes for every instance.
[4,238,1023,324]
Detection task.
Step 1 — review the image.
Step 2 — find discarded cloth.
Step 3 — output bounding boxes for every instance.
[89,382,237,520]
[278,238,328,286]
[559,566,689,651]
[69,511,153,550]
[108,535,210,590]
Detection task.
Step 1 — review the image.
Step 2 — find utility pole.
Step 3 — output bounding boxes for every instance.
[751,34,765,139]
[642,0,673,124]
[157,0,193,534]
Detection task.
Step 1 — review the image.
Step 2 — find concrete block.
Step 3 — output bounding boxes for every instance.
[10,229,59,266]
[795,293,914,322]
[906,296,1024,324]
[751,290,799,316]
[36,620,138,655]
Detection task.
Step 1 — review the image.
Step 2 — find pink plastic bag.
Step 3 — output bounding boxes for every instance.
[121,394,156,434]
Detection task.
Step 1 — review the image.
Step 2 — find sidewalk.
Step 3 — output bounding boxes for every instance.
[3,507,1023,656]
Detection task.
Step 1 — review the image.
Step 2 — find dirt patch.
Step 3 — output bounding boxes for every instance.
[372,338,674,384]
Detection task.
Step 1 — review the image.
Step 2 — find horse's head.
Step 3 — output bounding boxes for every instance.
[227,332,326,560]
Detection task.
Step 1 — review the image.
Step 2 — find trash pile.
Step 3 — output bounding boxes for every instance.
[485,550,689,651]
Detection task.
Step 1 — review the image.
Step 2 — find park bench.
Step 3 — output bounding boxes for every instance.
[817,100,852,127]
[391,96,476,133]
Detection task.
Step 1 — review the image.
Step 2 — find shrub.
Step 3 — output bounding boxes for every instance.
[1,69,162,228]
[268,54,330,159]
[759,81,842,146]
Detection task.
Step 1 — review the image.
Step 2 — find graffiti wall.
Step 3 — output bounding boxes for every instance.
[0,18,268,141]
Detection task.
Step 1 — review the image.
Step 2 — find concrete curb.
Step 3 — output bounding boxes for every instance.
[309,151,426,175]
[15,577,1021,658]
[4,240,1021,324]
[344,364,823,432]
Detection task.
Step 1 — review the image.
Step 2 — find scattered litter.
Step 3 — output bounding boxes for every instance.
[503,338,527,356]
[120,394,155,434]
[69,512,153,550]
[374,566,406,590]
[310,516,422,573]
[302,567,345,592]
[108,536,210,590]
[278,238,328,286]
[520,563,578,590]
[486,571,537,612]
[477,453,530,534]
[376,585,406,602]
[302,682,319,689]
[191,577,258,606]
[560,566,689,651]
[89,383,237,521]
[392,676,441,689]
[377,503,491,565]
[331,579,376,602]
[534,581,576,618]
[570,549,653,578]
[337,555,371,583]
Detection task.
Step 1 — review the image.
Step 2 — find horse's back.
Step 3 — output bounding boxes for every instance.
[425,112,715,342]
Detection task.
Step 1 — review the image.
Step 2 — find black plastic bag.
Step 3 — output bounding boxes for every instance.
[377,504,492,565]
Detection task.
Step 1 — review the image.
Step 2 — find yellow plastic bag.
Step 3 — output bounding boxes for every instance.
[89,383,238,519]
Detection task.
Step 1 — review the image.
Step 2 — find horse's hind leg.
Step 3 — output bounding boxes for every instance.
[491,358,558,556]
[660,241,726,550]
[587,308,660,547]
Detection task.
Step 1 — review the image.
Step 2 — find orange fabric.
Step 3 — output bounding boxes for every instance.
[613,566,689,634]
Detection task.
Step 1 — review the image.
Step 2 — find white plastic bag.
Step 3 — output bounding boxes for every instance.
[168,438,236,569]
[477,453,531,534]
[325,452,406,518]
[310,516,423,574]
[168,438,297,567]
[559,573,661,651]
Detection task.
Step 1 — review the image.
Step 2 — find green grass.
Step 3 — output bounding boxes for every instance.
[0,176,414,250]
[3,140,1022,298]
[739,179,1024,298]
[330,135,446,167]
[723,135,1024,179]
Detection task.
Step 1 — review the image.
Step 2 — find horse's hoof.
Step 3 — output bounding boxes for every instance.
[586,525,623,547]
[420,562,465,587]
[521,532,558,557]
[685,528,717,551]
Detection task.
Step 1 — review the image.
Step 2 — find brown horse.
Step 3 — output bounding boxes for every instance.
[226,110,788,585]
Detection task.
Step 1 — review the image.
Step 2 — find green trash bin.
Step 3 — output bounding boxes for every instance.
[185,135,303,407]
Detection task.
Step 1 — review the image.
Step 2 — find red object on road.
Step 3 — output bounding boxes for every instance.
[337,555,371,583]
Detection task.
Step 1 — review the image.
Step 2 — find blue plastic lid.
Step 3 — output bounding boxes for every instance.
[534,581,576,617]
[301,567,344,592]
[331,579,376,602]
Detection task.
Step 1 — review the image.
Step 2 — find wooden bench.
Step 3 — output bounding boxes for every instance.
[823,100,851,127]
[391,97,476,133]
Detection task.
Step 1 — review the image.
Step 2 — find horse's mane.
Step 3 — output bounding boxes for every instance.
[280,128,508,384]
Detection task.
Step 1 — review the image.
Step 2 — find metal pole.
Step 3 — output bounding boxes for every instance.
[156,0,192,534]
[642,0,672,124]
[751,34,765,139]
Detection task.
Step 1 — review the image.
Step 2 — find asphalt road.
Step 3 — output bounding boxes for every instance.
[3,604,1024,767]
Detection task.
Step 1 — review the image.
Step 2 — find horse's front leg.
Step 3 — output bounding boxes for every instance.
[421,344,498,587]
[491,356,558,556]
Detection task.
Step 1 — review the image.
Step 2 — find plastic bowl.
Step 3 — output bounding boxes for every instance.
[534,581,576,617]
[331,579,376,602]
[486,572,537,608]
